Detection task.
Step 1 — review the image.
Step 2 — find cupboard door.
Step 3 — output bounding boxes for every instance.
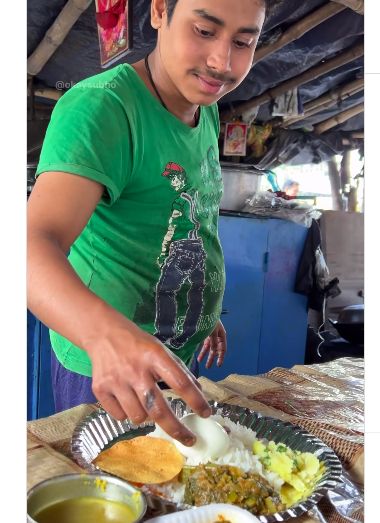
[258,219,308,373]
[27,310,39,420]
[202,215,269,380]
[37,322,55,418]
[27,311,55,420]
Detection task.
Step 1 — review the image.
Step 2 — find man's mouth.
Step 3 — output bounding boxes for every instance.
[195,74,227,95]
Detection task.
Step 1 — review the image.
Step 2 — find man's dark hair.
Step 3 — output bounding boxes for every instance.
[166,0,178,23]
[165,0,267,24]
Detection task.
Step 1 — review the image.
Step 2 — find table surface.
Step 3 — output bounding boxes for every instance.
[27,357,364,523]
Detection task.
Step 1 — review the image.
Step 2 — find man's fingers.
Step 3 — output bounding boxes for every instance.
[166,349,202,390]
[94,392,128,421]
[113,385,149,425]
[217,348,225,367]
[205,349,216,369]
[154,353,211,420]
[219,325,227,345]
[197,338,210,362]
[191,374,203,390]
[135,382,197,446]
[216,334,227,367]
[205,330,227,368]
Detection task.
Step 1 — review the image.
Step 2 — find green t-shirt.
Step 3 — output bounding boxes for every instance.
[36,64,226,376]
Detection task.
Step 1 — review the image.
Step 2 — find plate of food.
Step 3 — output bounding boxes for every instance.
[71,399,342,522]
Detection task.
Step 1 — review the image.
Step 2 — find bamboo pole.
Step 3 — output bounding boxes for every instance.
[27,0,93,76]
[293,78,363,114]
[281,78,363,127]
[331,0,364,15]
[30,87,63,101]
[350,131,364,138]
[283,87,363,126]
[348,185,358,211]
[340,150,351,195]
[327,158,344,210]
[253,3,345,65]
[342,136,364,145]
[314,102,364,134]
[220,41,364,122]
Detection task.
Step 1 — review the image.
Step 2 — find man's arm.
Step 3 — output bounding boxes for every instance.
[27,171,211,444]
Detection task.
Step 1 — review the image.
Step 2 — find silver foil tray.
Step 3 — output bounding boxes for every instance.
[71,398,342,522]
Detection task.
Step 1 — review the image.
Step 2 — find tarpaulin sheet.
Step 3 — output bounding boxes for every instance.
[27,0,364,164]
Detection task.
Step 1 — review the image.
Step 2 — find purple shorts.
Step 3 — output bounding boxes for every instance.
[51,350,97,413]
[51,349,199,414]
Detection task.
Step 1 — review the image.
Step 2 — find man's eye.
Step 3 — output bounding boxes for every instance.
[195,26,214,38]
[234,40,252,49]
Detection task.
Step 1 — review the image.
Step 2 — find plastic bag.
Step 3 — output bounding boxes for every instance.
[242,191,321,227]
[315,245,330,290]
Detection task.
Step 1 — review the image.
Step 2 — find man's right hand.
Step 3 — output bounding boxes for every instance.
[86,313,211,446]
[27,171,211,447]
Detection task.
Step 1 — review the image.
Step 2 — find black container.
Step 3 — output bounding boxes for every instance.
[329,304,364,345]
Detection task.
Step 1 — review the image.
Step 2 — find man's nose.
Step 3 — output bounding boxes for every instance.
[206,40,232,75]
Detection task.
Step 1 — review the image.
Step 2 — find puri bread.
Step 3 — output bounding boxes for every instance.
[93,436,184,484]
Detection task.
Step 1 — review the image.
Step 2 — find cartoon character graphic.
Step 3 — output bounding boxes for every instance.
[154,162,206,350]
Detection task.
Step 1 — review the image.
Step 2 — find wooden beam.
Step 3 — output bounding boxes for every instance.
[253,3,345,65]
[314,102,364,134]
[220,41,364,122]
[331,0,364,15]
[281,78,363,127]
[27,0,93,76]
[33,102,56,112]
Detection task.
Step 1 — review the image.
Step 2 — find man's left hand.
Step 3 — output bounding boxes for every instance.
[197,320,227,369]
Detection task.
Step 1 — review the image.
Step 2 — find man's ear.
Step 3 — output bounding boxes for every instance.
[151,0,167,29]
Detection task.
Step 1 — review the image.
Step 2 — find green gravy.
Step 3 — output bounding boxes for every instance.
[33,496,138,523]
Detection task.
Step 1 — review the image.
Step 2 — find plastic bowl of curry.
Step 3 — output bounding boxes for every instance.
[27,473,147,523]
[144,503,261,522]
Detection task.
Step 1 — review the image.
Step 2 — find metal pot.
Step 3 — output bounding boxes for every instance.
[27,473,147,523]
[220,162,263,211]
[329,304,364,345]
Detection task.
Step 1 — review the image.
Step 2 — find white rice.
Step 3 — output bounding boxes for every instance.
[148,414,284,501]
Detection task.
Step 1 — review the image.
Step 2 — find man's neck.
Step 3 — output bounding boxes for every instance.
[132,55,199,127]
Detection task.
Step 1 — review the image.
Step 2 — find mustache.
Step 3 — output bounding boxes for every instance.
[190,68,236,84]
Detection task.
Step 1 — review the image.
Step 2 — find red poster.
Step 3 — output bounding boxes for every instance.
[223,122,248,156]
[95,0,132,68]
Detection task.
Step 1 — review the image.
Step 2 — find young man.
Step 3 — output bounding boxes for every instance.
[27,0,266,446]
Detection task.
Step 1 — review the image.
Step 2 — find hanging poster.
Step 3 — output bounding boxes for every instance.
[223,122,248,156]
[95,0,133,68]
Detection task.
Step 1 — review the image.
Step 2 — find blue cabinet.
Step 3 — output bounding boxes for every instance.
[27,310,39,420]
[27,215,308,417]
[27,311,55,420]
[201,214,308,381]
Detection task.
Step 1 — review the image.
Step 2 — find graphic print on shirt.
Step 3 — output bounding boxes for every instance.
[154,161,207,350]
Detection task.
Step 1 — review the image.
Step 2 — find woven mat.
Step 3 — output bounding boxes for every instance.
[216,374,282,397]
[27,431,83,491]
[27,361,364,523]
[199,361,364,523]
[27,403,98,460]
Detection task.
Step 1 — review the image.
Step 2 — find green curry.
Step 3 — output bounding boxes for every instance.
[33,496,138,523]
